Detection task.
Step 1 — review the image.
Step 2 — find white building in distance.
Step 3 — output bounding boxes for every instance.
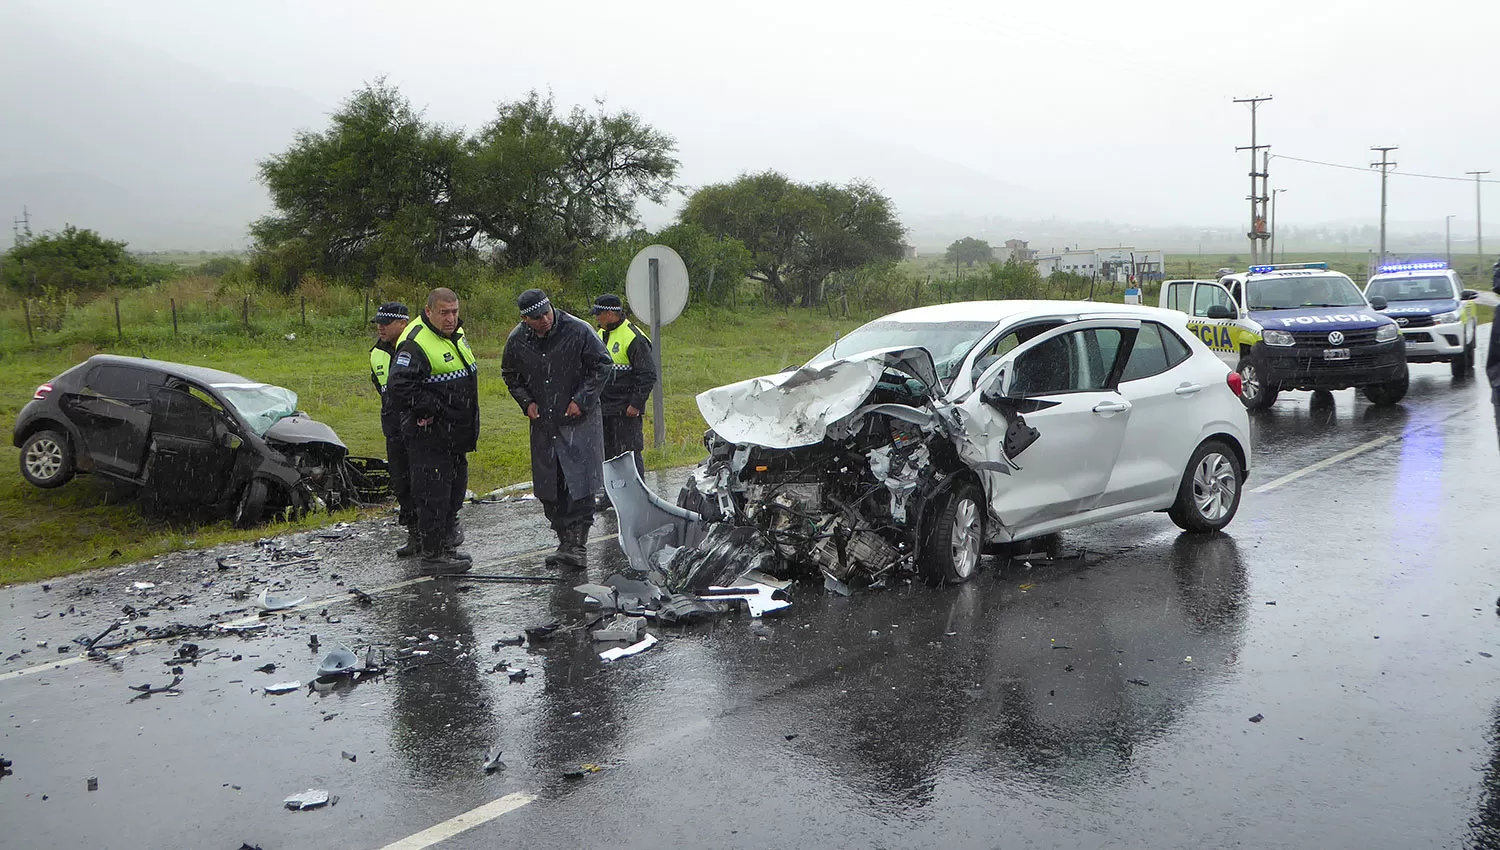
[1033,247,1164,283]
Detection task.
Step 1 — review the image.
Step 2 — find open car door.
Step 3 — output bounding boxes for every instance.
[953,319,1140,533]
[144,385,242,505]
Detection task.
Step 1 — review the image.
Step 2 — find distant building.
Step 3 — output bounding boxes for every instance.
[993,239,1037,263]
[1033,247,1164,283]
[901,243,918,260]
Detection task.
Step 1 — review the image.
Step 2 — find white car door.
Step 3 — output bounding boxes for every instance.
[954,319,1140,531]
[1100,320,1209,509]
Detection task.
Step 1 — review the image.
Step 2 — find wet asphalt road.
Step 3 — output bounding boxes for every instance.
[4,335,1500,850]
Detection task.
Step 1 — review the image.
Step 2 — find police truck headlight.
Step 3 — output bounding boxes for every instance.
[1375,324,1399,342]
[1261,330,1295,347]
[1433,310,1462,324]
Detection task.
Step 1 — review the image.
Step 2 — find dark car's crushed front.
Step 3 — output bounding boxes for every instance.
[12,355,388,527]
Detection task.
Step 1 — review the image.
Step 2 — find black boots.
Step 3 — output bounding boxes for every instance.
[395,527,422,559]
[419,547,472,575]
[544,525,589,569]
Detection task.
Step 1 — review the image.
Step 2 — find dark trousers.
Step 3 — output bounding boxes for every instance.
[385,432,413,527]
[408,439,467,553]
[542,460,595,533]
[603,414,646,478]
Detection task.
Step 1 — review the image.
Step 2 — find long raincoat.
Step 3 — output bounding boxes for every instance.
[500,310,612,503]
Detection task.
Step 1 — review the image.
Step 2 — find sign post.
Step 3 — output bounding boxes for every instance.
[625,245,690,449]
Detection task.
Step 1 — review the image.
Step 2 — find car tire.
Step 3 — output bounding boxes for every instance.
[922,480,984,586]
[1361,373,1409,406]
[19,429,75,489]
[234,478,269,529]
[1168,440,1242,534]
[1235,356,1278,410]
[1452,340,1476,378]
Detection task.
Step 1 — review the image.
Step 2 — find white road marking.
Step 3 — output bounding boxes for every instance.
[0,533,620,685]
[376,792,536,850]
[1249,436,1397,494]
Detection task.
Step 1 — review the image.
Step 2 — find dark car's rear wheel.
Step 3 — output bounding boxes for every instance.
[922,480,984,586]
[1235,356,1279,410]
[233,478,269,529]
[20,429,74,489]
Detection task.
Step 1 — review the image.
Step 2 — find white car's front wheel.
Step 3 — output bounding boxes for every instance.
[922,480,984,585]
[1168,440,1242,534]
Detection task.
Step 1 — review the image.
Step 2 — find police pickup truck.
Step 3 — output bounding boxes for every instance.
[1363,261,1480,378]
[1159,263,1407,409]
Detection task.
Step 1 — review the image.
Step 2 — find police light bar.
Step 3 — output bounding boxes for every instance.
[1248,262,1329,273]
[1377,261,1448,273]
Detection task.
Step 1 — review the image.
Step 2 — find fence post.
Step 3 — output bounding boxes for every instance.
[301,296,307,327]
[243,295,250,329]
[171,298,178,337]
[363,292,369,324]
[23,300,34,344]
[114,298,122,341]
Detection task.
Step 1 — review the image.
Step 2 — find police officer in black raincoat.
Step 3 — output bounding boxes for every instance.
[388,288,479,574]
[500,289,611,569]
[1486,257,1500,449]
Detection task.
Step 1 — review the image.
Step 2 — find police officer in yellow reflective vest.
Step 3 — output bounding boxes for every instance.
[388,288,478,574]
[368,302,415,552]
[590,293,656,506]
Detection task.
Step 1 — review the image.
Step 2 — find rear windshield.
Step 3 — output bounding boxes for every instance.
[1366,275,1456,302]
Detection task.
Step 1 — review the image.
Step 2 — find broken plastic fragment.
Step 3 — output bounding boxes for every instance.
[132,582,155,591]
[482,746,504,773]
[523,623,559,642]
[256,588,308,612]
[264,681,301,695]
[591,615,645,643]
[282,788,330,810]
[599,633,658,662]
[316,647,359,678]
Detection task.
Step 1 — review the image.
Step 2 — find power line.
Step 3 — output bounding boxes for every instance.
[1273,153,1500,184]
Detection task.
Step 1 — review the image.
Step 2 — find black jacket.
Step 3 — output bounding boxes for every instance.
[599,321,657,415]
[371,338,401,438]
[387,314,480,453]
[500,311,611,502]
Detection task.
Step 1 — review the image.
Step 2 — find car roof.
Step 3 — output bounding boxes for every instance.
[871,299,1192,326]
[1366,269,1458,281]
[84,354,262,387]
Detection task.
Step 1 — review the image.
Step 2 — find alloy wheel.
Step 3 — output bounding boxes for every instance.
[949,496,981,580]
[25,438,64,481]
[1192,452,1238,522]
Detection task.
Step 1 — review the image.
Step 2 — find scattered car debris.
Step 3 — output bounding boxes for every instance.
[132,582,156,591]
[507,668,529,683]
[264,681,302,695]
[1127,678,1149,687]
[492,635,525,649]
[316,646,385,680]
[283,789,334,811]
[523,623,560,643]
[1248,713,1265,723]
[1,755,13,780]
[341,751,357,763]
[347,588,374,606]
[562,764,603,779]
[254,663,277,674]
[600,633,658,662]
[87,776,98,792]
[127,675,183,700]
[591,615,646,643]
[257,588,308,612]
[482,747,505,773]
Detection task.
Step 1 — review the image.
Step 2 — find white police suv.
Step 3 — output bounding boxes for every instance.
[1159,263,1407,409]
[1363,262,1480,378]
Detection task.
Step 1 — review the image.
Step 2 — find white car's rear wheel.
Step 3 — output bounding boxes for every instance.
[1168,440,1241,534]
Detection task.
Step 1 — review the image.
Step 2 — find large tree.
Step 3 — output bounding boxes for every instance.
[680,171,904,307]
[945,236,993,268]
[251,82,679,281]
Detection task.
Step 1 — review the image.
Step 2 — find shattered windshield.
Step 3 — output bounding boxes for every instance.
[1365,275,1457,302]
[211,382,298,436]
[809,320,995,386]
[1247,275,1368,310]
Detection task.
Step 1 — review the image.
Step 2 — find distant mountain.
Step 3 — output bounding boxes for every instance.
[0,5,328,250]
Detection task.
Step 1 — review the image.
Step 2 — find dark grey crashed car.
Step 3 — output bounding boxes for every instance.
[13,355,388,526]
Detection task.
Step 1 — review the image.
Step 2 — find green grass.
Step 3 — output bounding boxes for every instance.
[0,302,869,584]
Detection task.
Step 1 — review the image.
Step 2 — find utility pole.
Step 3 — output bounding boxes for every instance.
[1467,171,1489,275]
[1446,214,1455,267]
[1370,146,1398,263]
[1234,96,1272,264]
[11,206,30,248]
[1271,188,1287,263]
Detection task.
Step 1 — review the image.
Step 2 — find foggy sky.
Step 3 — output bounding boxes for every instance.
[3,0,1497,251]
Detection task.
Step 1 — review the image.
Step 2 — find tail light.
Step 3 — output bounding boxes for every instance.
[1225,372,1243,398]
[32,383,53,401]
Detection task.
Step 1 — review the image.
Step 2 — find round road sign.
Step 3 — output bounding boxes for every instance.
[625,244,689,326]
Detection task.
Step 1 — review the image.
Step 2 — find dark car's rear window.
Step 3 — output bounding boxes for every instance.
[85,365,162,400]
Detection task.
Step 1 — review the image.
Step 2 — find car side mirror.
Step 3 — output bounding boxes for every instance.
[1462,289,1479,301]
[1368,295,1388,310]
[1205,305,1235,320]
[220,432,243,450]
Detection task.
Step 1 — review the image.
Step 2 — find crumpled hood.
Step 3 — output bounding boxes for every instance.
[1250,307,1394,330]
[696,347,938,449]
[264,414,347,452]
[1380,299,1460,318]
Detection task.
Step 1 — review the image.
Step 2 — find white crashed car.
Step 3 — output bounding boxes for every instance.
[670,300,1252,586]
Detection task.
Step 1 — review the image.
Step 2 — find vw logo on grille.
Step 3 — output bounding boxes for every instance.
[1327,331,1345,345]
[1395,317,1410,326]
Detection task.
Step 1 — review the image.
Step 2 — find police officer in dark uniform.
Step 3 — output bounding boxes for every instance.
[590,293,656,505]
[368,302,418,555]
[501,289,611,569]
[388,288,478,574]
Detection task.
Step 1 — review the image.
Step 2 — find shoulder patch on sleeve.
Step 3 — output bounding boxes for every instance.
[395,351,412,367]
